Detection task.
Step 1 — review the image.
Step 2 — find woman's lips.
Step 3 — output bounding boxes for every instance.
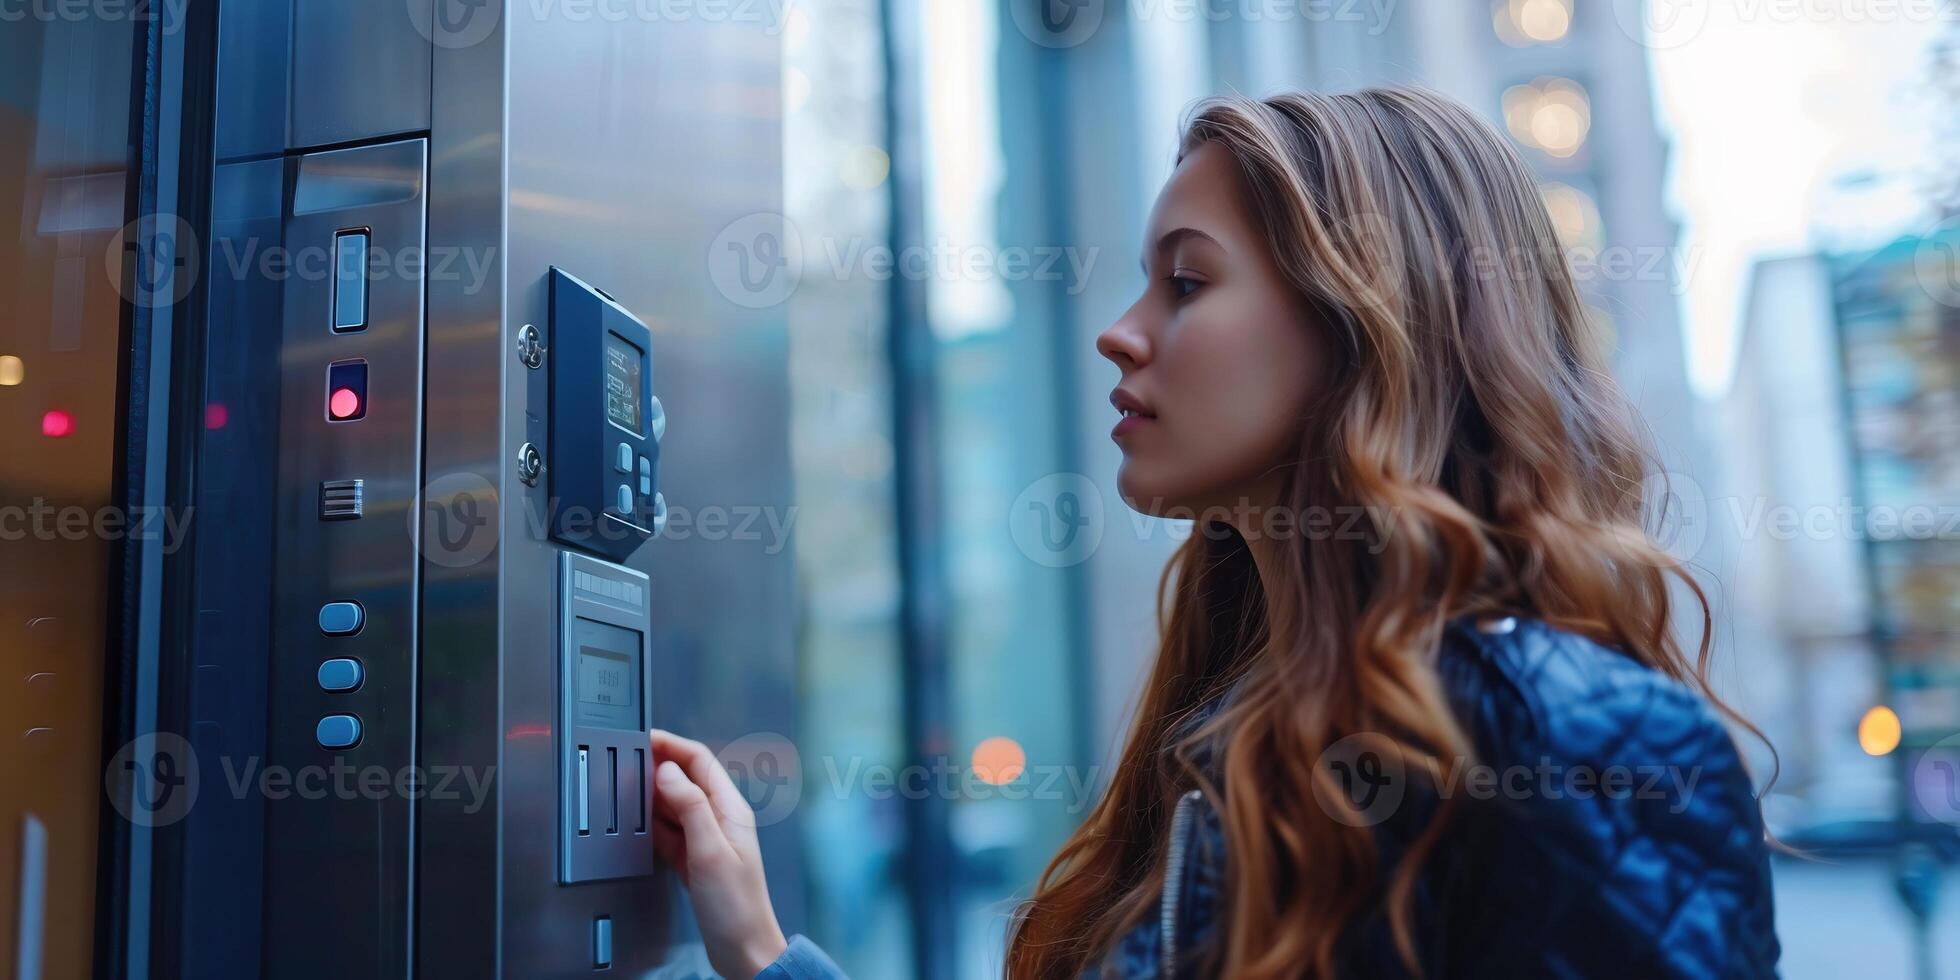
[1111,413,1154,440]
[1109,388,1156,441]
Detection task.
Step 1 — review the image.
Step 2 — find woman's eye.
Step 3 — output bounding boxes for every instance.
[1166,275,1202,300]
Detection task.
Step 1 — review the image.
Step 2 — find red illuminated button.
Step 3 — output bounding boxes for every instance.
[325,359,369,421]
[329,387,362,420]
[41,410,74,438]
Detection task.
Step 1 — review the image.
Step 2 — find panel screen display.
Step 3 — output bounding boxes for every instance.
[604,331,643,433]
[572,619,642,730]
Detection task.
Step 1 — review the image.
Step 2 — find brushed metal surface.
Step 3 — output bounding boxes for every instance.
[415,7,510,974]
[289,0,433,149]
[153,5,799,976]
[412,7,799,976]
[263,137,429,979]
[498,12,798,976]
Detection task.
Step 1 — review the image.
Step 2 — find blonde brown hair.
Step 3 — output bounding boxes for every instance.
[1006,87,1754,978]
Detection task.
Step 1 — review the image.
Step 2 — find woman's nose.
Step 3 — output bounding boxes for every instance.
[1095,309,1152,371]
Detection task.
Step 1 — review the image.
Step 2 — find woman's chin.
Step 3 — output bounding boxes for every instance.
[1115,462,1183,517]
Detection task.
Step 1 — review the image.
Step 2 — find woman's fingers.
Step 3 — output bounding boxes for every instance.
[649,816,690,884]
[648,728,756,830]
[654,761,734,866]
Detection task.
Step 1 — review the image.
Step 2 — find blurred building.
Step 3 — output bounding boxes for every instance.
[1716,253,1882,822]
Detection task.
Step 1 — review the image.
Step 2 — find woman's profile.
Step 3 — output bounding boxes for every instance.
[646,86,1781,979]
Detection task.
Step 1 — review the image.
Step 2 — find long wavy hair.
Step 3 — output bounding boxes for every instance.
[1005,87,1760,979]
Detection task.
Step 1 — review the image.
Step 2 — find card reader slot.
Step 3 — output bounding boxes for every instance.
[605,747,619,835]
[634,748,647,834]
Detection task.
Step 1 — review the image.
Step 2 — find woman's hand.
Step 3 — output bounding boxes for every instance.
[647,728,790,979]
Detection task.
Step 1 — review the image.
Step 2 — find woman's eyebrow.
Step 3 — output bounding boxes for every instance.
[1140,226,1225,273]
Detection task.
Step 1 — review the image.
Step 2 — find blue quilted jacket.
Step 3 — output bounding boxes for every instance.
[761,616,1781,979]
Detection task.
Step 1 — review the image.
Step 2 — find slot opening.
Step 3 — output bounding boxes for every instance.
[605,746,619,835]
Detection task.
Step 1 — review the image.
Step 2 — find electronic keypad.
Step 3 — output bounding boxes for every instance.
[558,551,655,883]
[547,268,667,561]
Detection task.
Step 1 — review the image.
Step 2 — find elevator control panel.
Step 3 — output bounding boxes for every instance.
[548,268,666,561]
[559,551,655,884]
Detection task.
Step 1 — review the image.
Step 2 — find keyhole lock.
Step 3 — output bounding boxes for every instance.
[517,442,543,486]
[517,323,545,370]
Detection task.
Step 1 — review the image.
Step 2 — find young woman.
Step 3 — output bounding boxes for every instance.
[646,87,1781,979]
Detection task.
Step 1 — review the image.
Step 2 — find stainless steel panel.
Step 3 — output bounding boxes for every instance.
[214,0,291,160]
[289,0,433,149]
[416,7,796,976]
[263,137,429,979]
[415,10,509,975]
[498,14,797,976]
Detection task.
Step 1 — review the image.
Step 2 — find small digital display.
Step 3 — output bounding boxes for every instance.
[573,619,642,730]
[604,332,643,433]
[578,648,632,708]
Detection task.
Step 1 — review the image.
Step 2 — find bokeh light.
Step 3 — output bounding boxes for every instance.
[1858,705,1901,757]
[971,736,1025,786]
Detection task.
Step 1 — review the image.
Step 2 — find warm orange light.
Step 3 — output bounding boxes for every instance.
[1859,705,1902,756]
[971,736,1026,786]
[0,355,23,386]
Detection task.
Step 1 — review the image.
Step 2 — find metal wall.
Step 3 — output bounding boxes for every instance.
[157,0,796,975]
[418,2,802,975]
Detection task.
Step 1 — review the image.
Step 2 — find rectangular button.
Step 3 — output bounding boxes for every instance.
[577,747,590,836]
[594,917,613,969]
[317,658,364,692]
[615,483,632,515]
[615,442,632,473]
[316,714,362,749]
[333,230,369,332]
[318,601,365,635]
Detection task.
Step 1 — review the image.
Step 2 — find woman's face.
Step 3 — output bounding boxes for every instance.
[1097,141,1330,517]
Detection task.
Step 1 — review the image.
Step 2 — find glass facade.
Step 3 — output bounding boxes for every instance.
[0,10,141,979]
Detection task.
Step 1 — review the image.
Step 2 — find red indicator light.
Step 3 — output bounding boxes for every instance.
[41,410,74,438]
[329,387,362,420]
[205,403,229,429]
